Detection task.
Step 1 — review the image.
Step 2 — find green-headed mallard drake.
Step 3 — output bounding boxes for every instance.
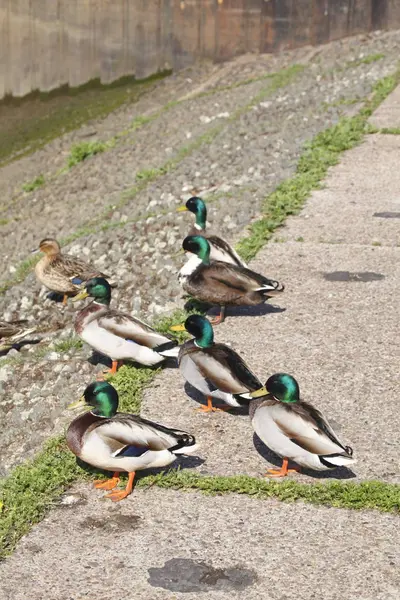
[34,238,112,305]
[178,236,284,325]
[66,381,198,502]
[73,277,179,374]
[177,196,247,267]
[249,373,356,477]
[171,314,262,412]
[0,319,36,351]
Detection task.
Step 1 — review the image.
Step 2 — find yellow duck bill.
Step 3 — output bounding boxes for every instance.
[249,386,268,399]
[176,205,188,212]
[67,396,88,410]
[72,290,89,302]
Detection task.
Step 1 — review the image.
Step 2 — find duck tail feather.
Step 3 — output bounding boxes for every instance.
[169,433,199,455]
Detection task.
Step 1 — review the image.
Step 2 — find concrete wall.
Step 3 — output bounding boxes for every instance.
[1,0,399,99]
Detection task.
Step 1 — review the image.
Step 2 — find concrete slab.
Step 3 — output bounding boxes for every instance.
[0,486,398,600]
[142,242,400,483]
[369,83,400,129]
[274,135,400,246]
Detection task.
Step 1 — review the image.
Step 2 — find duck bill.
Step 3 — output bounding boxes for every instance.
[170,324,186,332]
[249,386,268,399]
[176,206,188,212]
[30,248,40,254]
[72,290,89,302]
[67,396,87,410]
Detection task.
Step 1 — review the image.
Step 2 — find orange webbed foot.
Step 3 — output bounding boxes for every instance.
[104,489,131,502]
[195,397,231,413]
[264,458,300,478]
[208,306,226,326]
[103,472,135,502]
[94,474,120,490]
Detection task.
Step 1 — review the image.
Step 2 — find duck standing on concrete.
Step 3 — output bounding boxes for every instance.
[178,235,284,325]
[249,373,356,477]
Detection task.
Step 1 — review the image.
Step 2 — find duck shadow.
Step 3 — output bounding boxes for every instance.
[46,292,65,303]
[88,352,179,371]
[184,381,249,415]
[76,452,205,481]
[207,304,286,319]
[253,433,357,480]
[0,338,41,356]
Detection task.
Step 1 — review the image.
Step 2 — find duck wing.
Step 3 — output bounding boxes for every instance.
[272,401,350,456]
[205,261,282,295]
[182,342,261,394]
[56,253,109,283]
[95,414,193,455]
[207,235,247,268]
[98,310,176,350]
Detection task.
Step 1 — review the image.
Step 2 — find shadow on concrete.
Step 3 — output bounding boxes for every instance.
[184,381,249,415]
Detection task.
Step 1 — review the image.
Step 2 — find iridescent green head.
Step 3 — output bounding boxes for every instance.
[85,277,112,305]
[186,196,207,230]
[83,381,119,417]
[182,236,210,265]
[184,314,214,348]
[266,373,300,403]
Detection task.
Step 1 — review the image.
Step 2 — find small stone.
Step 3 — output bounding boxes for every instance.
[45,352,61,361]
[0,366,14,382]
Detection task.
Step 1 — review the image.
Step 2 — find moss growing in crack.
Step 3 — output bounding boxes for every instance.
[1,442,398,559]
[137,471,400,513]
[22,174,45,193]
[346,53,385,68]
[236,66,400,263]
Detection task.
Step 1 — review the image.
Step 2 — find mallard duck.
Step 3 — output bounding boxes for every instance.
[0,319,36,351]
[177,196,247,267]
[34,238,112,305]
[178,236,284,324]
[66,381,198,502]
[249,373,356,477]
[171,314,262,412]
[73,277,179,374]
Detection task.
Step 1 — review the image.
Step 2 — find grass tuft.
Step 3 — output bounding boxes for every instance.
[22,174,45,193]
[53,337,83,353]
[67,140,108,168]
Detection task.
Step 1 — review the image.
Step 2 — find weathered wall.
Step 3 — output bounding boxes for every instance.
[0,0,399,99]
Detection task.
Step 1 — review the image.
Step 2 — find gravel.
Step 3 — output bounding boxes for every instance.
[1,29,400,473]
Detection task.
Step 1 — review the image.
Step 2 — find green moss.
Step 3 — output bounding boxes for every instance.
[380,127,400,135]
[106,364,158,414]
[22,174,45,193]
[346,53,385,68]
[237,66,400,262]
[324,97,362,110]
[137,471,400,513]
[1,442,398,558]
[0,73,166,168]
[67,140,108,168]
[0,437,82,558]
